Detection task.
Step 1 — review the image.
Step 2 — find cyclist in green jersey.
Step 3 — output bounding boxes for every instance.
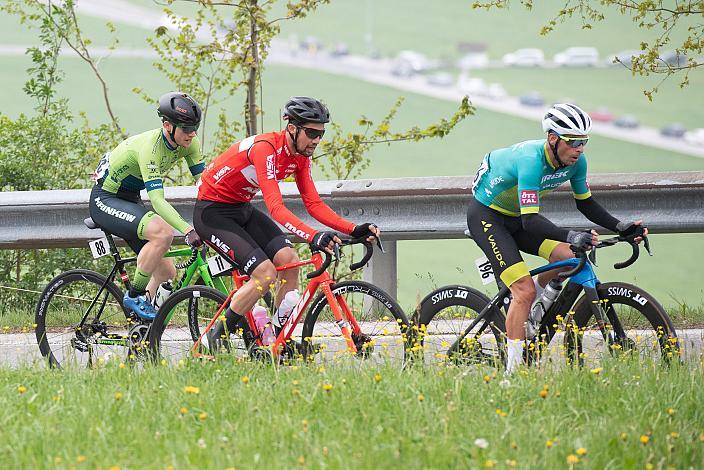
[468,103,647,374]
[89,92,205,320]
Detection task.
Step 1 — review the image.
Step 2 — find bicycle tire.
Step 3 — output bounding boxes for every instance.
[301,281,409,363]
[35,269,128,369]
[564,281,679,365]
[413,285,506,366]
[148,285,252,363]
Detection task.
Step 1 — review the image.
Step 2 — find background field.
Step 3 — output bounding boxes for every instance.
[1,0,703,311]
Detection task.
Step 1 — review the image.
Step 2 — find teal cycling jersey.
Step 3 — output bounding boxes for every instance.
[93,128,205,233]
[471,139,591,217]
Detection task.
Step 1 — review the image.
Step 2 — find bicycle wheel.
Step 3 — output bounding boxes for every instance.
[35,269,129,368]
[564,282,679,365]
[301,281,409,363]
[148,286,250,363]
[413,285,506,366]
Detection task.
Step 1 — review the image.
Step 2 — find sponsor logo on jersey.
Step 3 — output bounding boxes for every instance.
[540,170,569,185]
[213,165,232,182]
[94,197,137,222]
[284,222,310,240]
[210,235,232,255]
[489,176,504,188]
[520,190,538,206]
[266,154,276,180]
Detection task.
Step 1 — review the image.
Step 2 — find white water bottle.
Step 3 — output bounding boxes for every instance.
[153,281,173,310]
[526,279,562,339]
[273,289,300,329]
[252,305,275,346]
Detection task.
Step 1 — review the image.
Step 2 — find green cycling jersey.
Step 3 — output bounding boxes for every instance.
[94,128,205,234]
[471,139,591,217]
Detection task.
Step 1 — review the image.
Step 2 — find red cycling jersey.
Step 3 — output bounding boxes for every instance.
[197,130,355,242]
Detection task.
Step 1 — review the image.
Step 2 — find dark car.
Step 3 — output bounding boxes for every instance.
[519,92,545,107]
[613,115,640,129]
[660,123,687,138]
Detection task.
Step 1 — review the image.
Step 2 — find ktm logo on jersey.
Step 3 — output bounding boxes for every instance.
[266,154,276,180]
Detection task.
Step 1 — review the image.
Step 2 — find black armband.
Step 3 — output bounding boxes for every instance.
[575,196,620,232]
[521,213,571,242]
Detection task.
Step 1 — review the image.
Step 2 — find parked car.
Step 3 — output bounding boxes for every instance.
[390,61,414,78]
[519,92,545,107]
[660,50,688,67]
[608,49,640,68]
[684,128,704,146]
[395,50,431,72]
[426,72,454,87]
[613,115,640,129]
[299,36,323,53]
[553,47,599,67]
[660,123,687,138]
[590,107,615,123]
[485,83,508,100]
[457,74,488,95]
[330,43,349,57]
[501,48,545,67]
[456,52,489,70]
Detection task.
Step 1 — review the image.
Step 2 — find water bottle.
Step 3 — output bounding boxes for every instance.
[153,281,173,310]
[273,289,300,329]
[526,279,562,339]
[252,305,275,346]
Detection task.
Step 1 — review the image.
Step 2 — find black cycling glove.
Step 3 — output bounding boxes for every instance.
[185,229,203,248]
[311,231,337,251]
[351,223,377,239]
[566,230,594,250]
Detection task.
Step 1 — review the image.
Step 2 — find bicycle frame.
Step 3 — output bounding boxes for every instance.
[192,250,363,360]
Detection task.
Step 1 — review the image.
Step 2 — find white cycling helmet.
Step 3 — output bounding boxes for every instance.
[542,103,592,136]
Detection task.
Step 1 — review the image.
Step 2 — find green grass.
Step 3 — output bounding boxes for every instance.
[0,358,702,467]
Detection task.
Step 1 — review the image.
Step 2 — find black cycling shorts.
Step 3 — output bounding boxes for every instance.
[88,185,156,253]
[466,198,561,288]
[193,200,292,275]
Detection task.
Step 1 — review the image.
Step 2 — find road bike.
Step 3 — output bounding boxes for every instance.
[34,217,230,368]
[412,229,679,367]
[147,238,410,364]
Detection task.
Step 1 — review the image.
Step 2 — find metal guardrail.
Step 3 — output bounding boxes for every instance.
[2,171,704,296]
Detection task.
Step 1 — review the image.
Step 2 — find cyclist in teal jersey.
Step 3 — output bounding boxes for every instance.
[468,103,647,374]
[89,92,205,320]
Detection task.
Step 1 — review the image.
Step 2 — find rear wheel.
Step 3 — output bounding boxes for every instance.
[35,269,129,368]
[301,281,409,363]
[564,282,679,365]
[413,285,506,366]
[148,286,251,363]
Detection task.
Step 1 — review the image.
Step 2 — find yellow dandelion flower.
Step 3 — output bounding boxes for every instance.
[322,446,329,457]
[483,459,496,468]
[17,385,27,394]
[118,362,125,369]
[114,392,123,401]
[322,383,333,392]
[669,432,679,439]
[198,412,208,421]
[666,407,675,415]
[184,385,200,394]
[54,457,63,464]
[640,435,650,445]
[505,459,516,468]
[590,367,603,375]
[699,432,704,442]
[297,456,305,465]
[576,447,587,456]
[546,440,554,449]
[539,389,548,399]
[110,466,121,470]
[645,464,654,470]
[417,394,425,402]
[510,441,518,450]
[566,454,579,464]
[179,407,189,415]
[374,374,382,383]
[241,376,250,385]
[483,375,491,383]
[76,455,87,463]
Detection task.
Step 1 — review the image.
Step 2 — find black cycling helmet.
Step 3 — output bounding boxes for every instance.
[157,92,202,126]
[283,96,330,124]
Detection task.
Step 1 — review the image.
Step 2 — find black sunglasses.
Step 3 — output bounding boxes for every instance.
[558,134,589,148]
[298,126,325,140]
[174,122,200,133]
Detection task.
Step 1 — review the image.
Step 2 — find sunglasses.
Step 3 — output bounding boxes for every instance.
[298,126,326,140]
[174,122,200,133]
[558,134,589,148]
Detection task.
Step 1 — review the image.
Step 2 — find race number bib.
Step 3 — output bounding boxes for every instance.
[207,254,233,276]
[475,255,495,285]
[88,238,110,259]
[92,152,111,182]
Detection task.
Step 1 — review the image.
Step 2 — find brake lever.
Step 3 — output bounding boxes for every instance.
[333,242,341,261]
[376,236,385,254]
[588,246,598,266]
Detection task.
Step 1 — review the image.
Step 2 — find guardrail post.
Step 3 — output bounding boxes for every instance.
[363,240,398,299]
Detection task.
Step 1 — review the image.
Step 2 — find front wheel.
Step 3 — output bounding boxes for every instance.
[35,269,128,369]
[413,285,506,366]
[301,281,409,363]
[148,286,250,363]
[564,282,679,365]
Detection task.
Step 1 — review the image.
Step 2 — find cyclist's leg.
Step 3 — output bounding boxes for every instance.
[138,216,176,297]
[193,201,275,338]
[514,232,571,289]
[467,200,533,372]
[243,206,298,308]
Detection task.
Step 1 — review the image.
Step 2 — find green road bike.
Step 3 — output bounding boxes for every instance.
[34,217,231,368]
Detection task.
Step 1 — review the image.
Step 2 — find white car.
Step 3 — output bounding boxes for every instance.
[684,128,704,146]
[395,50,431,72]
[457,74,488,95]
[456,52,489,70]
[553,47,599,67]
[485,83,507,100]
[501,48,545,67]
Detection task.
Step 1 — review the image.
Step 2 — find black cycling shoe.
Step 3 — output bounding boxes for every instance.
[206,322,231,354]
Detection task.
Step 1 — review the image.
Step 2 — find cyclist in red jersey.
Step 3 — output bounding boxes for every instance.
[194,97,380,349]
